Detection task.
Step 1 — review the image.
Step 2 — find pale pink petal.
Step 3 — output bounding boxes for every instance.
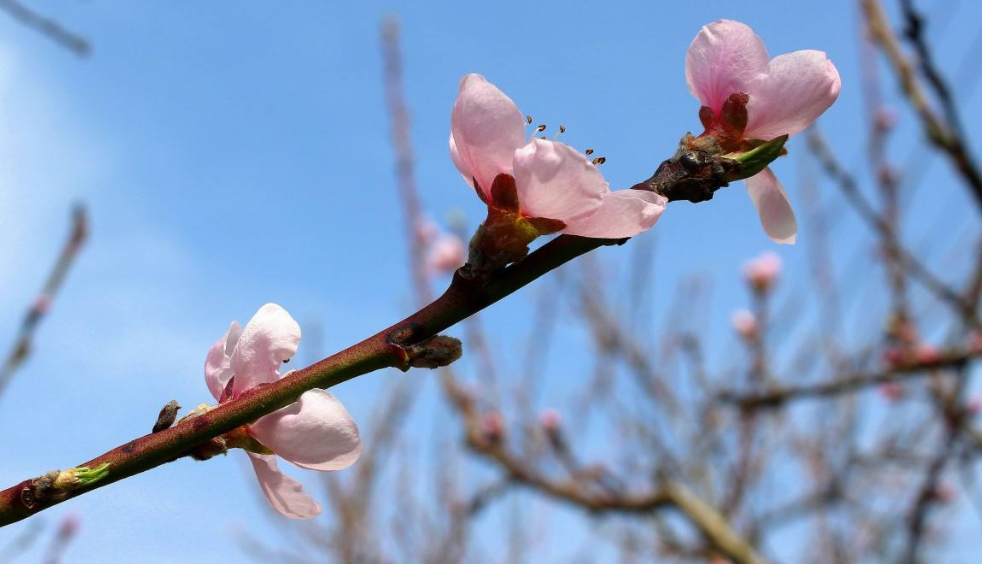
[250,389,362,471]
[247,453,321,519]
[512,139,606,222]
[745,169,797,244]
[686,20,770,115]
[562,189,667,239]
[448,133,473,188]
[744,51,841,139]
[204,321,242,401]
[450,74,526,197]
[230,304,301,396]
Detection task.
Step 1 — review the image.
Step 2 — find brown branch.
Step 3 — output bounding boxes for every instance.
[0,0,89,56]
[718,346,978,409]
[0,205,88,405]
[860,0,982,210]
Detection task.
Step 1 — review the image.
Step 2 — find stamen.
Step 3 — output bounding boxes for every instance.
[526,115,533,125]
[585,149,594,156]
[553,125,566,140]
[535,124,547,133]
[592,157,606,165]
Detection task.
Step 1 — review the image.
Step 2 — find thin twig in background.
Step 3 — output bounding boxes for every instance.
[0,205,88,405]
[0,0,89,56]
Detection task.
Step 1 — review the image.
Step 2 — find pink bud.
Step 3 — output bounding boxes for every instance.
[914,344,940,364]
[538,408,562,432]
[742,251,782,292]
[874,106,898,130]
[731,309,758,340]
[480,411,505,443]
[933,482,955,504]
[33,293,52,315]
[967,398,981,416]
[882,346,908,367]
[426,234,466,274]
[57,512,81,538]
[878,381,904,402]
[414,218,439,245]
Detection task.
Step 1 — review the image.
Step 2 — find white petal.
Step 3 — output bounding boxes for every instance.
[512,139,606,222]
[204,321,241,401]
[686,20,770,115]
[230,304,301,396]
[247,453,321,519]
[745,168,797,244]
[450,74,527,197]
[562,189,667,239]
[250,389,362,471]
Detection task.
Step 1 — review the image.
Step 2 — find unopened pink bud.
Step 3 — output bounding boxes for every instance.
[426,234,466,274]
[878,381,904,402]
[538,408,562,432]
[480,411,505,442]
[731,309,758,340]
[33,293,52,315]
[874,107,898,130]
[915,344,940,364]
[882,346,908,367]
[933,482,955,504]
[57,512,81,538]
[742,251,782,292]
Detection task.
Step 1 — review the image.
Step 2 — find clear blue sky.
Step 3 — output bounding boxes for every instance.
[1,1,980,561]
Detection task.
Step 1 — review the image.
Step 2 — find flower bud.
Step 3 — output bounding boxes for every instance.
[731,309,758,340]
[480,411,505,443]
[742,251,782,292]
[538,408,562,433]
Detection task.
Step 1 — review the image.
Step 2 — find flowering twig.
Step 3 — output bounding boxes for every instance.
[0,134,739,526]
[0,205,88,406]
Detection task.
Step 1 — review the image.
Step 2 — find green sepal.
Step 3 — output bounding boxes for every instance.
[725,134,788,181]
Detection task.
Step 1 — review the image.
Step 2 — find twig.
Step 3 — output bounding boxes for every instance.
[0,0,89,56]
[0,205,88,405]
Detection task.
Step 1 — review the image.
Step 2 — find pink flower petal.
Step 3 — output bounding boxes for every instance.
[562,189,667,239]
[512,139,606,223]
[450,74,526,198]
[230,304,301,396]
[247,453,321,519]
[204,321,242,401]
[744,50,841,140]
[250,389,362,471]
[686,20,770,116]
[745,168,797,244]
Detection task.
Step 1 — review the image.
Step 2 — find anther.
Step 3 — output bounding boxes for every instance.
[592,157,606,165]
[536,124,546,133]
[526,116,533,125]
[585,149,594,156]
[553,125,566,140]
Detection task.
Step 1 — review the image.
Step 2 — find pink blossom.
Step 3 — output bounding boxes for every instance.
[426,232,466,274]
[538,408,562,433]
[204,304,361,519]
[450,74,667,239]
[686,20,841,244]
[731,309,758,340]
[742,251,782,292]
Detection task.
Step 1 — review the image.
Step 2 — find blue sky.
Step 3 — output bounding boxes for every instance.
[1,1,981,561]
